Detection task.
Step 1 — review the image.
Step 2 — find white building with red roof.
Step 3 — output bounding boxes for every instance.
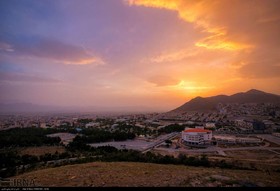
[182,128,212,146]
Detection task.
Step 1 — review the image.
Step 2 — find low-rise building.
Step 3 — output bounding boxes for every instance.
[205,122,216,129]
[234,119,254,129]
[214,135,262,144]
[85,122,100,128]
[181,128,212,146]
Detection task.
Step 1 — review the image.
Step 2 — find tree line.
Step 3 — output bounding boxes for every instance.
[0,136,264,178]
[158,124,186,134]
[80,128,135,143]
[66,137,253,171]
[0,150,75,178]
[0,128,61,148]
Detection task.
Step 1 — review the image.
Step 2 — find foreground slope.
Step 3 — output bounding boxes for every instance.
[12,162,279,187]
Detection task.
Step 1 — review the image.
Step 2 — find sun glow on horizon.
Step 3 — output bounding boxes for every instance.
[0,0,279,111]
[167,80,215,98]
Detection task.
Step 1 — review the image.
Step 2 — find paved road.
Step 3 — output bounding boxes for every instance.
[89,133,280,155]
[155,145,280,155]
[256,134,280,145]
[89,132,180,152]
[89,139,151,151]
[78,133,280,159]
[156,134,280,156]
[141,132,180,153]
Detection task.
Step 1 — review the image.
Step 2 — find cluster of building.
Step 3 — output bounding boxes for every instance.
[180,126,263,147]
[1,102,280,149]
[0,114,81,130]
[0,113,160,131]
[217,103,280,117]
[157,112,228,124]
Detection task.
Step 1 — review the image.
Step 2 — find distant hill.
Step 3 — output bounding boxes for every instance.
[171,89,280,112]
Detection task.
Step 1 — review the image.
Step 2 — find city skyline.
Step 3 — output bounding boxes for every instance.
[1,0,280,111]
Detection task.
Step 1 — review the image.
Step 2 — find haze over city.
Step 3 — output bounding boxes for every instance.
[1,0,280,112]
[2,1,280,187]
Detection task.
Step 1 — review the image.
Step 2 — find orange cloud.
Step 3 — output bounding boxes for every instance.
[195,35,252,51]
[126,0,252,51]
[61,57,105,65]
[147,75,179,86]
[127,0,180,11]
[146,48,199,63]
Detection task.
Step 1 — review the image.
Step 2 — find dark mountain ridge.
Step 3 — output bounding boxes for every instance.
[171,89,280,112]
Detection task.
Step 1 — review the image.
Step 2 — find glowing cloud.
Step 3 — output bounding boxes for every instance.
[147,75,179,86]
[60,57,105,65]
[126,0,252,51]
[195,36,252,51]
[173,80,214,90]
[127,0,179,11]
[1,0,280,111]
[147,48,199,63]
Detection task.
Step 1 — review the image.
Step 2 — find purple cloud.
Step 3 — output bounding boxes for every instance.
[0,71,62,83]
[1,37,104,65]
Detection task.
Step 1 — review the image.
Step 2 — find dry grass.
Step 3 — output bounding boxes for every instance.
[12,162,280,187]
[215,150,280,171]
[224,150,280,160]
[19,146,66,156]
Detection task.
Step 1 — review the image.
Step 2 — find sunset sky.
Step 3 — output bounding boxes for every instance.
[1,0,280,112]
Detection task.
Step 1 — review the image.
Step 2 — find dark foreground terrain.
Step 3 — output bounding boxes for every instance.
[12,162,280,187]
